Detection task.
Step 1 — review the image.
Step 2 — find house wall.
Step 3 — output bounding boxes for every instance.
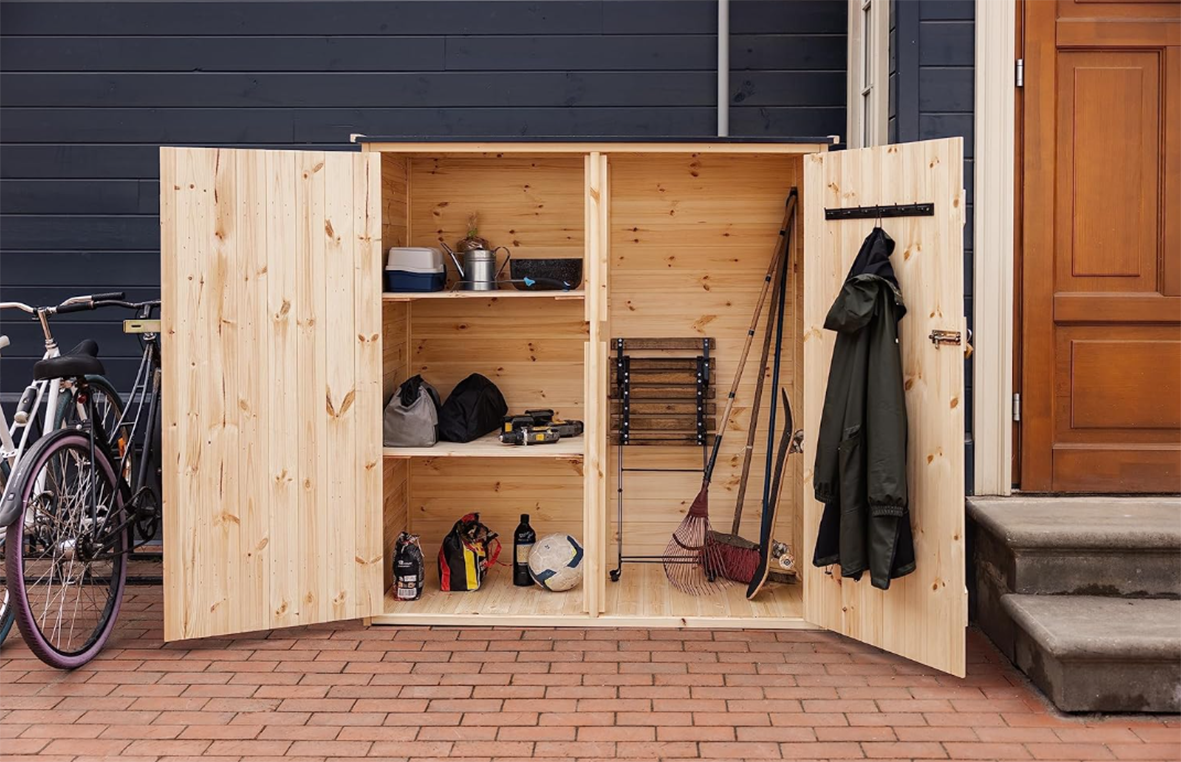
[0,0,848,396]
[890,0,975,492]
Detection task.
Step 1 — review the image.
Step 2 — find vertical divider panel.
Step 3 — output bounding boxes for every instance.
[584,152,610,616]
[162,148,384,640]
[355,154,384,615]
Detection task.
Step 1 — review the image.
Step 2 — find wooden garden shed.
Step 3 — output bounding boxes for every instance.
[159,137,967,676]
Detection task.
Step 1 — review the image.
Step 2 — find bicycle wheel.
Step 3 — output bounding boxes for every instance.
[6,429,127,668]
[58,376,131,481]
[1,447,14,645]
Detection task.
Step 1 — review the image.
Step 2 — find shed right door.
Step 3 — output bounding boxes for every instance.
[802,138,967,678]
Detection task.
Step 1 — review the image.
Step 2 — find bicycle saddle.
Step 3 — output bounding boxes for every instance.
[32,340,105,380]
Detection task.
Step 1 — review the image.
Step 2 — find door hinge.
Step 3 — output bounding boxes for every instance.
[1016,59,1024,88]
[1012,393,1021,422]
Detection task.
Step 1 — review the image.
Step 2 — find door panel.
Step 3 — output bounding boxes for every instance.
[1022,0,1181,492]
[803,138,967,678]
[161,148,383,640]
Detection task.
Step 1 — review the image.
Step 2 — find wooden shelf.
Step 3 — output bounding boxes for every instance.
[382,289,585,302]
[383,431,585,459]
[377,565,586,625]
[371,559,806,629]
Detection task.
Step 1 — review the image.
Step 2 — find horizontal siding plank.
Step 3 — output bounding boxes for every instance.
[601,0,715,34]
[1,250,161,285]
[732,34,847,71]
[730,106,846,137]
[0,36,446,72]
[731,0,847,35]
[918,20,975,67]
[919,0,974,22]
[730,72,846,107]
[444,35,717,71]
[918,67,974,112]
[0,144,353,179]
[0,179,158,214]
[0,1,603,36]
[919,113,974,157]
[1,72,724,108]
[1,215,159,250]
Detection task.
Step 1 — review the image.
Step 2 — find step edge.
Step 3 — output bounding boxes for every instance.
[1001,594,1181,660]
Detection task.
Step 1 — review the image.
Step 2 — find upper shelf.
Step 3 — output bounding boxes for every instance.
[383,290,585,303]
[383,431,585,459]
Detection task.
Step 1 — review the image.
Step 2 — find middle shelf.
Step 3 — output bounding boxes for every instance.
[383,431,585,459]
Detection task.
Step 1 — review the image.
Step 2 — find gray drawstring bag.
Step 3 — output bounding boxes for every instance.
[383,375,442,447]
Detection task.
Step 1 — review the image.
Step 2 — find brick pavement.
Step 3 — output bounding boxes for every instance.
[1,585,1178,761]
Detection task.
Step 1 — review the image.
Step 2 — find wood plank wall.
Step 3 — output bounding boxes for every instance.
[607,153,805,560]
[0,0,847,397]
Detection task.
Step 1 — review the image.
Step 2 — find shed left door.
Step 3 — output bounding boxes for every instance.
[160,147,384,641]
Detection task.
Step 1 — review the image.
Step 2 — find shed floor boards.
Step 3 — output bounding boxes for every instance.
[373,561,808,628]
[601,562,806,628]
[377,565,587,625]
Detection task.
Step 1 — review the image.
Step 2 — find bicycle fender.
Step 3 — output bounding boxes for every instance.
[0,428,76,527]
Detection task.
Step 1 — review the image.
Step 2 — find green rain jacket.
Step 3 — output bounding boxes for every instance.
[811,227,916,590]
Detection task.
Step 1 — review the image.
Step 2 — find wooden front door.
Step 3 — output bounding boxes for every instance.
[1022,0,1181,492]
[160,148,384,640]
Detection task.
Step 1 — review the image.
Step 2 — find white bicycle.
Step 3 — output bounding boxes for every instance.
[0,292,131,646]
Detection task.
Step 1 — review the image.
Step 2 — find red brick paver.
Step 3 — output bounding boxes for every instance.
[1,586,1177,761]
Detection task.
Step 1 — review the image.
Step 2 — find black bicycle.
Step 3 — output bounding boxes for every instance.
[1,299,162,668]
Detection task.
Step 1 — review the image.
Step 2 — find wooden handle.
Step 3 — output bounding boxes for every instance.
[731,233,787,533]
[705,189,798,485]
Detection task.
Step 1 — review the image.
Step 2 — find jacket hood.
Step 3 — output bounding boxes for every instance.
[823,228,907,334]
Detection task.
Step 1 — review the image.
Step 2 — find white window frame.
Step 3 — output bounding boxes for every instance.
[847,0,890,148]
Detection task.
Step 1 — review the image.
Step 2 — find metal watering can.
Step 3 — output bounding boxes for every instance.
[441,243,511,291]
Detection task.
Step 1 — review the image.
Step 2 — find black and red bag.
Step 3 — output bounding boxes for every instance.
[438,513,502,592]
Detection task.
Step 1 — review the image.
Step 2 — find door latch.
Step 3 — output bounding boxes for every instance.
[928,329,962,347]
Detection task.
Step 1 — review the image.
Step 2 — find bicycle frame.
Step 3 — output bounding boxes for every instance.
[0,305,74,475]
[88,307,163,556]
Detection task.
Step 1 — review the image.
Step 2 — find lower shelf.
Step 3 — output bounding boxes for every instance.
[602,562,804,626]
[371,561,807,628]
[378,565,588,624]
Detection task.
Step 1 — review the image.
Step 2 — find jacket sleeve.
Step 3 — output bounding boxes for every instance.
[865,292,908,517]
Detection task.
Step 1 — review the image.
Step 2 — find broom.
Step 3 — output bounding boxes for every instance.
[662,190,798,595]
[706,190,797,583]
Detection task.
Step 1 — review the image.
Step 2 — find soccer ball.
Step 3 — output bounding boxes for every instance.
[527,534,584,592]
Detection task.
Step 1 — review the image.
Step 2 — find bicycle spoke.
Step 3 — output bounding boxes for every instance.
[14,435,124,658]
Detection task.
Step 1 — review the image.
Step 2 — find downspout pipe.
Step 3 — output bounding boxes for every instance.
[717,0,729,137]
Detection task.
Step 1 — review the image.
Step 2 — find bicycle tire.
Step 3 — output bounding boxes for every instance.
[6,428,127,669]
[0,459,10,646]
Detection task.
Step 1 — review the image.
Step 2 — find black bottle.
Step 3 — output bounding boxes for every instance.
[513,513,537,587]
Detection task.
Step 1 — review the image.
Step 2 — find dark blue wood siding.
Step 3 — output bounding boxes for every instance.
[0,0,847,396]
[890,0,975,490]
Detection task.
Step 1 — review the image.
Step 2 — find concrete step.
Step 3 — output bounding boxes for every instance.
[968,496,1181,598]
[1003,594,1181,713]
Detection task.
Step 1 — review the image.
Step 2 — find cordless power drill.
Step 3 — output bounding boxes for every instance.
[499,409,584,446]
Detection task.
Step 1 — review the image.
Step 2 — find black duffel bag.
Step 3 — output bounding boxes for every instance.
[438,373,508,443]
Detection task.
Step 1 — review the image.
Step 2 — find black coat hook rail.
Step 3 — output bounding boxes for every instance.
[825,203,934,221]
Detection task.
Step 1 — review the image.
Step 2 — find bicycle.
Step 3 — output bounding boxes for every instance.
[0,298,158,666]
[0,292,130,648]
